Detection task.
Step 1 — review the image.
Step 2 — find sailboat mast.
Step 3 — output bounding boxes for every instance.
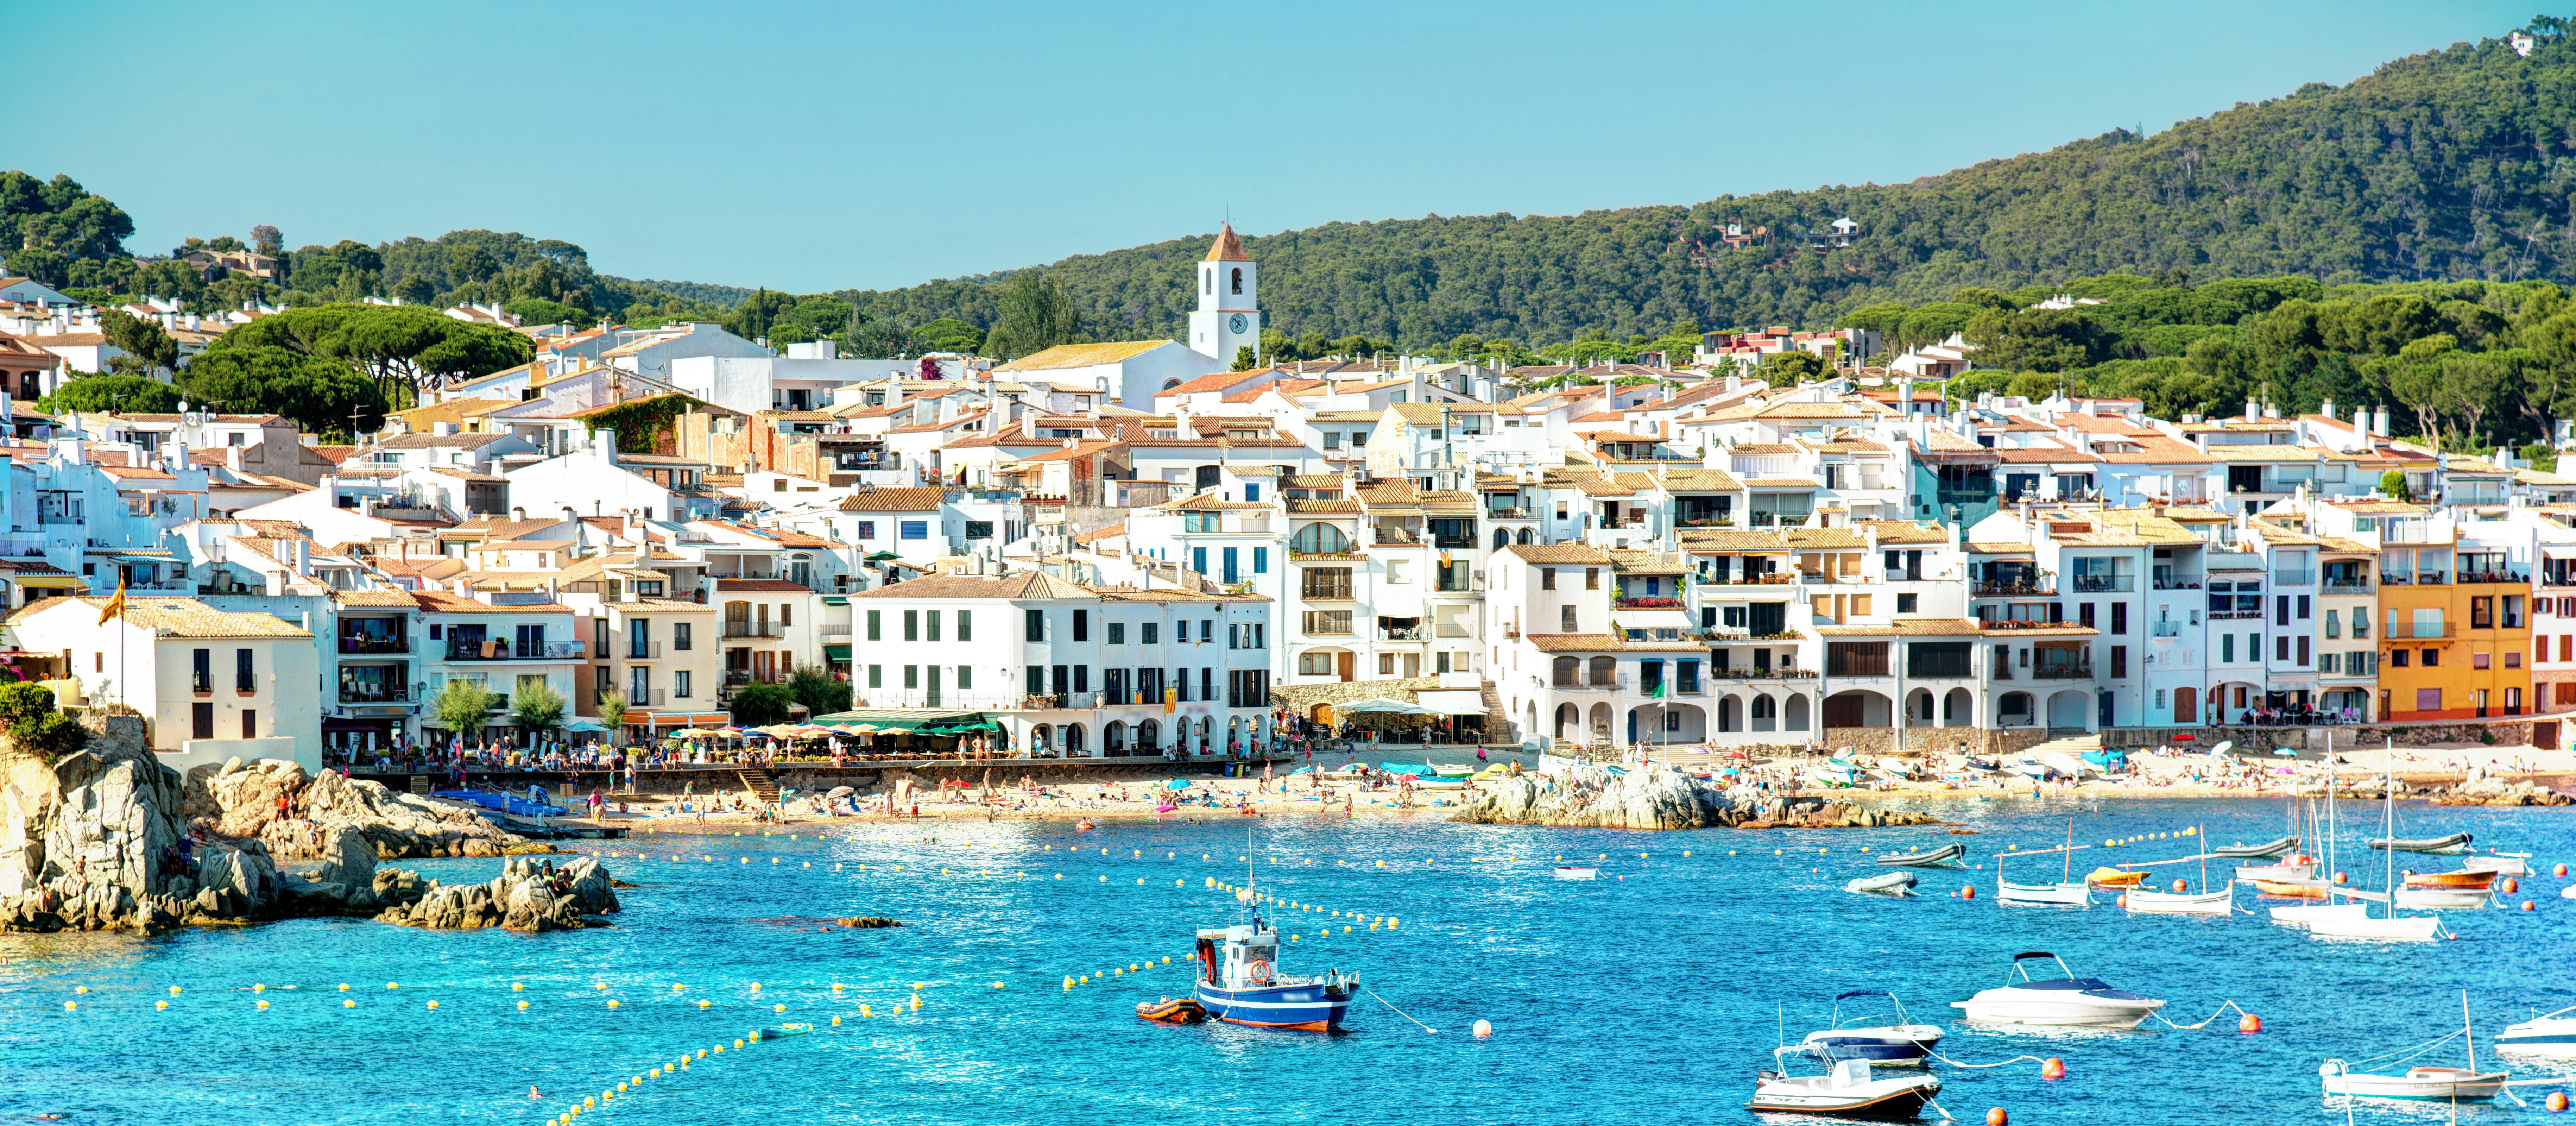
[2064,817,2074,884]
[2464,990,2476,1074]
[2382,736,2396,921]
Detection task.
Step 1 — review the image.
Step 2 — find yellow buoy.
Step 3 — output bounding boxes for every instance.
[697,999,711,1008]
[252,983,265,993]
[861,1004,873,1016]
[386,982,399,990]
[156,1000,169,1010]
[831,983,844,992]
[427,1000,440,1009]
[253,1000,266,1009]
[774,1003,786,1012]
[518,1000,529,1009]
[606,1000,619,1009]
[63,1001,77,1011]
[514,982,526,991]
[169,986,182,995]
[343,1000,356,1008]
[831,1015,841,1026]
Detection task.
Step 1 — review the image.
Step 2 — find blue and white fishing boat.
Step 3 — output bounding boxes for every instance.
[1192,921,1356,1031]
[1796,990,1944,1065]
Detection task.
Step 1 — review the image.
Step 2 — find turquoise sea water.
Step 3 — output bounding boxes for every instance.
[3,794,2572,1125]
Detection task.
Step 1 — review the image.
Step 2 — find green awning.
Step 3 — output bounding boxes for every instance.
[825,643,851,660]
[866,551,899,561]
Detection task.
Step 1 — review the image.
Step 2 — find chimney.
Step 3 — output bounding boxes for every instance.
[292,539,310,577]
[593,429,617,466]
[511,505,526,522]
[2353,405,2368,438]
[2244,400,2258,423]
[2373,407,2389,437]
[168,440,188,473]
[2320,398,2335,423]
[434,421,455,437]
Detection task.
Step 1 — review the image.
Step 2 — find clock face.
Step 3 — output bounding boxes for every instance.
[1229,313,1248,333]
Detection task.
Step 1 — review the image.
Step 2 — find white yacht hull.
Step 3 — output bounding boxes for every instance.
[2269,902,2369,926]
[2394,887,2490,910]
[2306,913,2442,941]
[2497,1014,2576,1059]
[1951,989,2164,1029]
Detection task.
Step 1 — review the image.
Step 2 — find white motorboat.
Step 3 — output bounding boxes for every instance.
[1844,871,1918,897]
[2368,831,2473,854]
[1750,1057,1941,1118]
[1552,866,1597,881]
[1795,990,1944,1067]
[2321,992,2509,1102]
[2497,1006,2576,1059]
[1950,952,2166,1028]
[2124,882,2234,915]
[2211,835,2299,859]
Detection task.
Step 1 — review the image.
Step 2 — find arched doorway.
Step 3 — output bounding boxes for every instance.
[1995,692,2035,728]
[1629,703,1704,743]
[1904,687,1936,727]
[2045,690,2089,730]
[1105,721,1128,752]
[1784,694,1811,731]
[1821,690,1892,728]
[1063,723,1087,756]
[1586,702,1612,743]
[1491,528,1510,549]
[1750,694,1779,732]
[1030,723,1054,755]
[1717,694,1744,733]
[1138,718,1161,750]
[1942,687,1974,727]
[1515,528,1534,545]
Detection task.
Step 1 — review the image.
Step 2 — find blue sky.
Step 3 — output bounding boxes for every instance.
[10,0,2535,294]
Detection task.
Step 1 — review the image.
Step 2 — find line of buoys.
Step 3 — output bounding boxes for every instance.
[2039,1057,2065,1080]
[2238,1013,2262,1033]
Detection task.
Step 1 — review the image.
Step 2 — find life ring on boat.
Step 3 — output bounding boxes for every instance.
[1247,960,1273,985]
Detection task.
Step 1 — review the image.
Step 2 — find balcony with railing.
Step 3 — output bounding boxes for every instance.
[1487,507,1529,520]
[1710,667,1817,681]
[2322,577,2374,595]
[2384,623,2456,639]
[2069,574,2134,592]
[722,622,783,639]
[1021,692,1104,710]
[2272,569,2316,587]
[1370,528,1421,547]
[1551,673,1628,691]
[621,688,664,707]
[2151,622,2184,637]
[447,640,586,661]
[1701,572,1797,586]
[625,639,664,660]
[1379,625,1426,642]
[2457,570,2531,585]
[2151,574,2204,590]
[2031,662,2096,679]
[1614,596,1683,609]
[1972,580,2054,597]
[338,634,413,655]
[337,682,419,704]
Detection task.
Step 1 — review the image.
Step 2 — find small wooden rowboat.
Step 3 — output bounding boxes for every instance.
[2085,867,2148,888]
[1136,996,1207,1024]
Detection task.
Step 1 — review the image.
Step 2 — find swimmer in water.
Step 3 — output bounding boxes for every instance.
[529,1086,541,1099]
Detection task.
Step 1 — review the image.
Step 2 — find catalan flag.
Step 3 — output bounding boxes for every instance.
[97,578,127,625]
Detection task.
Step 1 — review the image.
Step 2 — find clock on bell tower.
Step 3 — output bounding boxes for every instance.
[1189,222,1260,365]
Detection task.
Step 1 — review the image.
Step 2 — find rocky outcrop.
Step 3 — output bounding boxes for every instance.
[1455,769,1941,830]
[190,762,539,860]
[2430,778,2574,807]
[3,722,593,934]
[374,856,618,932]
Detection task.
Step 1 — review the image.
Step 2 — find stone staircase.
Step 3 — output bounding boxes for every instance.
[2019,732,2104,760]
[737,768,779,803]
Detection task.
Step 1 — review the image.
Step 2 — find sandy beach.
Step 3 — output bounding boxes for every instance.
[517,739,2576,836]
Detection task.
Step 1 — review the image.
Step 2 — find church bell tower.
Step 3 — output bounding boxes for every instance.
[1189,223,1259,365]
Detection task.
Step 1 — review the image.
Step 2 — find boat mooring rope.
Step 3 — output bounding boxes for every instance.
[1925,1049,2051,1070]
[1924,1097,1957,1121]
[1363,987,1438,1033]
[2151,998,2256,1030]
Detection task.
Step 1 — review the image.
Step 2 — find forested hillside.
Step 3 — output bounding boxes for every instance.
[833,20,2576,358]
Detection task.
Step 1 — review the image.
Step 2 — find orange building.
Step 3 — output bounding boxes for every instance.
[2377,536,2532,721]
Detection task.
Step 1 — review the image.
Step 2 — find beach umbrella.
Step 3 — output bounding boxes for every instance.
[825,786,855,799]
[561,718,607,733]
[1165,779,1190,791]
